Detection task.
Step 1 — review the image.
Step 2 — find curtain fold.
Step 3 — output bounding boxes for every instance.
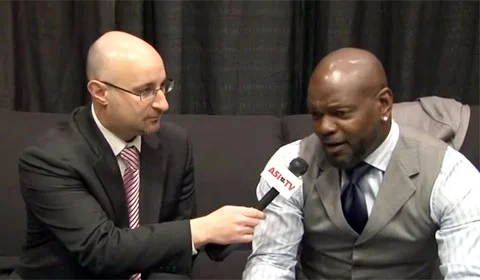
[0,0,477,114]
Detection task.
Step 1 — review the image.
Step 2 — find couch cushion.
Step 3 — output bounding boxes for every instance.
[0,110,69,261]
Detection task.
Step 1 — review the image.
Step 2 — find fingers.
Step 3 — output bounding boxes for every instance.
[238,234,254,243]
[235,223,255,235]
[237,215,262,227]
[235,206,265,219]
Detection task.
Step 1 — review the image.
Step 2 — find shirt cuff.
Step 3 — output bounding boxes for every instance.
[192,242,198,255]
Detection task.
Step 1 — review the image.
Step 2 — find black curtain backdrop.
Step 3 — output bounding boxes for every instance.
[1,0,478,115]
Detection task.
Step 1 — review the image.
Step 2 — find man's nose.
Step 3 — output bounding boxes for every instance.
[151,91,169,112]
[314,115,337,136]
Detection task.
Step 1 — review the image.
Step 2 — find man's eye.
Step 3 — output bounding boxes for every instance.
[311,112,323,120]
[139,88,153,96]
[335,111,349,118]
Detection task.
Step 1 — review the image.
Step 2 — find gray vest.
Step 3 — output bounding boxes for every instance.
[298,125,447,279]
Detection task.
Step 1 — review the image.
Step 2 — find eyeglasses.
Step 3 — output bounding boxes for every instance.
[99,79,174,101]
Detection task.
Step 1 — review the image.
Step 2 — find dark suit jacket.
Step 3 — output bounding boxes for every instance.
[12,106,197,279]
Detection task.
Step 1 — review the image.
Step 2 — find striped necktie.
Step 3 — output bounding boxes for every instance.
[120,146,141,280]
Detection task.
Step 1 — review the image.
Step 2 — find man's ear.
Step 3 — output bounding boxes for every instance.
[376,87,393,119]
[87,80,108,105]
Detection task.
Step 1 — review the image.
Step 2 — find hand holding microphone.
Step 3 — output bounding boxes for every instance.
[190,205,265,248]
[205,157,309,261]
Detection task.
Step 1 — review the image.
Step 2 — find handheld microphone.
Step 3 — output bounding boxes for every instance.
[205,157,309,262]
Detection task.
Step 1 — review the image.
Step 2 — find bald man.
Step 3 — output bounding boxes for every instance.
[12,31,264,279]
[243,48,480,279]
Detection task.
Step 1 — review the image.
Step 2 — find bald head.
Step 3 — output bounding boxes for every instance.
[309,48,388,98]
[86,31,163,81]
[85,31,169,142]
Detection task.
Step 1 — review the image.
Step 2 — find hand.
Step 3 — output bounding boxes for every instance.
[190,206,265,248]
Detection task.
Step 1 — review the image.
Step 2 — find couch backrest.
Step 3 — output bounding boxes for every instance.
[0,104,477,279]
[0,111,69,257]
[163,115,283,216]
[282,114,311,144]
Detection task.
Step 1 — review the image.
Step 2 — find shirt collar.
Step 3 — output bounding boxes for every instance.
[364,120,399,172]
[91,104,142,157]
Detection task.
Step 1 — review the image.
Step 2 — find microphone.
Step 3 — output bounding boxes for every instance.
[205,157,309,262]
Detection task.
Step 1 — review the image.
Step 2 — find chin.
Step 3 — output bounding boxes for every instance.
[142,123,161,135]
[326,154,353,169]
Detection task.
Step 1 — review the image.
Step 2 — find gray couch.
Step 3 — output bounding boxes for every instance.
[0,101,478,279]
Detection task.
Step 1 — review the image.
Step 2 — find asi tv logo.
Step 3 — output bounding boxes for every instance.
[260,160,302,200]
[267,167,295,190]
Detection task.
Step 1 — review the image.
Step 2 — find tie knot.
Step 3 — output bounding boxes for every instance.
[120,146,139,171]
[346,161,372,185]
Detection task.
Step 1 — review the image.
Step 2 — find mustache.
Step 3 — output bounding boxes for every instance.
[321,138,346,145]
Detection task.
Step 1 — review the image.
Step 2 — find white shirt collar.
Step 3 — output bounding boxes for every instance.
[91,104,142,156]
[364,120,400,172]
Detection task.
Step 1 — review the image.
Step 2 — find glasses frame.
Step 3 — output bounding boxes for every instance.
[99,79,174,101]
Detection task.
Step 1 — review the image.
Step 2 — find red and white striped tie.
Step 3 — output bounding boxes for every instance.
[120,146,141,280]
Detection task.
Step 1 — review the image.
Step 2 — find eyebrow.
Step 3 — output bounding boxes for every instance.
[308,103,355,111]
[132,80,165,91]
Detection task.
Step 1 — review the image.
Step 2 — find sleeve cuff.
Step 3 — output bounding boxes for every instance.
[192,242,198,255]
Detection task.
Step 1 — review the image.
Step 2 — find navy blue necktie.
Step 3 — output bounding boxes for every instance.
[341,162,372,234]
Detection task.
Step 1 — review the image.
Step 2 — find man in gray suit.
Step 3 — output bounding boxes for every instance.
[243,48,480,279]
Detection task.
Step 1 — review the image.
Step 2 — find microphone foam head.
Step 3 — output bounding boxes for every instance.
[289,157,309,176]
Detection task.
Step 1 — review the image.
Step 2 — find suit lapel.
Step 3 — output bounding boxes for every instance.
[73,106,129,227]
[309,140,358,236]
[139,133,167,224]
[356,137,419,245]
[315,164,357,236]
[93,155,129,227]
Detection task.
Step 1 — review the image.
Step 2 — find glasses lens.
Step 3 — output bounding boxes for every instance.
[140,88,156,101]
[140,79,174,101]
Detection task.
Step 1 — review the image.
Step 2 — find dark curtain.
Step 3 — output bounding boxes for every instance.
[293,0,479,113]
[0,0,478,115]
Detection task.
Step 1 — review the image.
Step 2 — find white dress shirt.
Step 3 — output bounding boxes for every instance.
[91,105,142,175]
[243,120,480,279]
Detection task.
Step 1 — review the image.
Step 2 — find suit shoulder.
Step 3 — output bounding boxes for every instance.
[157,121,189,142]
[24,119,75,151]
[19,114,87,166]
